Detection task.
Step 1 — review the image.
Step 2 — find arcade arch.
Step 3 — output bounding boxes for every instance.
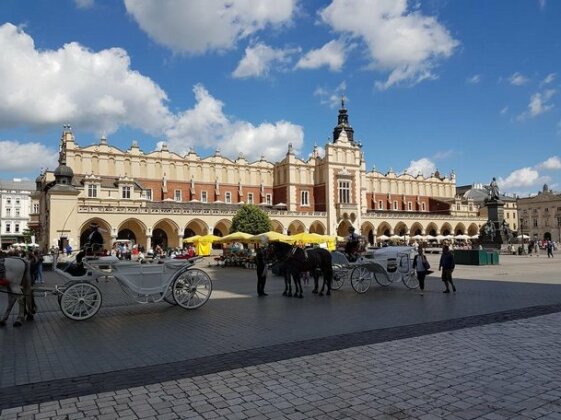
[440,222,453,236]
[426,222,438,236]
[410,222,423,236]
[394,222,408,237]
[361,221,375,245]
[337,219,354,237]
[467,223,479,236]
[454,223,466,235]
[376,222,392,237]
[213,219,231,236]
[117,218,147,248]
[270,220,284,233]
[184,219,209,238]
[287,220,305,235]
[309,220,326,235]
[152,219,180,249]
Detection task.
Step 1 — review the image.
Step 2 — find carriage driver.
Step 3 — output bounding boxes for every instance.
[86,223,104,254]
[345,226,361,262]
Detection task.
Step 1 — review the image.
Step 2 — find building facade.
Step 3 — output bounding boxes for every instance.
[32,103,486,251]
[517,185,561,242]
[0,179,37,249]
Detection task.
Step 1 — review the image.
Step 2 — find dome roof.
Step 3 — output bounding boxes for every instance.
[54,164,74,178]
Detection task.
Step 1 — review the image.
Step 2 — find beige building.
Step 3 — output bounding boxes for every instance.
[517,185,561,242]
[32,103,486,251]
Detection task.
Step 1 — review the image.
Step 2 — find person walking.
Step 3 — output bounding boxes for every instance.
[439,245,456,293]
[413,247,431,296]
[255,237,269,296]
[547,240,554,258]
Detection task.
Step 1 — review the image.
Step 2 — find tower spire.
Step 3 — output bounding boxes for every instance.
[333,98,354,143]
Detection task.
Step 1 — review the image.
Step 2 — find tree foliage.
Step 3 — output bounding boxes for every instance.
[230,205,271,235]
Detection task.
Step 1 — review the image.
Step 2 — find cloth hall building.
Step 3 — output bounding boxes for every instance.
[32,104,485,252]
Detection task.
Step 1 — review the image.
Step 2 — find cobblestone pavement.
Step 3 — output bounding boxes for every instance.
[1,257,561,417]
[2,311,561,419]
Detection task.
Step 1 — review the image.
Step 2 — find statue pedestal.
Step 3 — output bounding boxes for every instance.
[480,199,509,250]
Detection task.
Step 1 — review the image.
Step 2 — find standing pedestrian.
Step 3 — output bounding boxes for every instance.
[439,245,456,293]
[547,240,554,258]
[413,247,431,296]
[255,237,269,297]
[34,250,44,284]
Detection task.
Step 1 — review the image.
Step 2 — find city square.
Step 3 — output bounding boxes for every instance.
[2,254,561,418]
[2,1,561,419]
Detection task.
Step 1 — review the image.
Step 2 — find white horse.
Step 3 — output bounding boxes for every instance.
[0,257,35,327]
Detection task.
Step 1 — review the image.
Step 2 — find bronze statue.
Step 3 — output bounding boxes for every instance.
[489,177,500,200]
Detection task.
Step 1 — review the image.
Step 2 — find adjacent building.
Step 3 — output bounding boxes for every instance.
[32,103,486,252]
[0,179,37,249]
[517,184,561,242]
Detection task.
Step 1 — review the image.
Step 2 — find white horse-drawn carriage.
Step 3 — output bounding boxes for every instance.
[331,246,419,293]
[1,252,212,325]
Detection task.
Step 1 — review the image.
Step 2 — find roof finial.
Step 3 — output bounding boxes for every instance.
[341,95,346,109]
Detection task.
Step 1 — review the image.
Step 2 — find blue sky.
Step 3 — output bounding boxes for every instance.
[1,0,560,196]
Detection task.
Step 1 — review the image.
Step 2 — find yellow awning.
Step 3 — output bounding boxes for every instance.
[183,235,201,243]
[249,231,295,244]
[215,232,253,243]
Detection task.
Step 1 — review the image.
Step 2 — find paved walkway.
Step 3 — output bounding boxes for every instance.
[1,256,561,418]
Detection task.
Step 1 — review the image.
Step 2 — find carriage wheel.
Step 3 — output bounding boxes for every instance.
[163,285,177,305]
[59,282,102,321]
[374,271,391,287]
[402,271,419,289]
[172,269,213,309]
[350,266,371,294]
[331,270,346,290]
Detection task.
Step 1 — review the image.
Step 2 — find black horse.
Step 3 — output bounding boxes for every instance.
[269,242,333,298]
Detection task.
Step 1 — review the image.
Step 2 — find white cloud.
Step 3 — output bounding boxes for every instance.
[74,0,94,9]
[542,73,556,85]
[165,84,304,162]
[0,23,173,135]
[500,106,509,115]
[498,167,548,189]
[320,0,459,89]
[124,0,296,54]
[509,72,529,86]
[232,43,296,79]
[405,158,437,177]
[518,89,556,120]
[314,81,347,108]
[539,0,547,10]
[0,140,58,173]
[296,40,346,71]
[538,156,561,170]
[433,150,455,160]
[466,74,481,84]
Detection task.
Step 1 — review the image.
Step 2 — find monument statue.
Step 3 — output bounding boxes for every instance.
[488,177,500,200]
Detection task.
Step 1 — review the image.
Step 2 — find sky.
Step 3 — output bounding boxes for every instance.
[0,0,560,197]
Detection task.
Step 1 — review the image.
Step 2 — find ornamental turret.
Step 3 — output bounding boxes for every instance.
[333,96,355,143]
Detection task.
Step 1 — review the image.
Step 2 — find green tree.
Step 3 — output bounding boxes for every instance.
[22,228,35,244]
[230,205,271,235]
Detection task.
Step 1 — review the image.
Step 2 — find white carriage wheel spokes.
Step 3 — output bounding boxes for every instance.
[59,282,102,321]
[350,266,371,294]
[403,271,420,289]
[331,271,346,290]
[172,269,213,310]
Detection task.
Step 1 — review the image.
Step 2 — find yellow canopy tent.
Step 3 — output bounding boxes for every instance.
[249,231,295,244]
[183,235,201,243]
[193,234,221,256]
[215,232,253,244]
[290,232,328,245]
